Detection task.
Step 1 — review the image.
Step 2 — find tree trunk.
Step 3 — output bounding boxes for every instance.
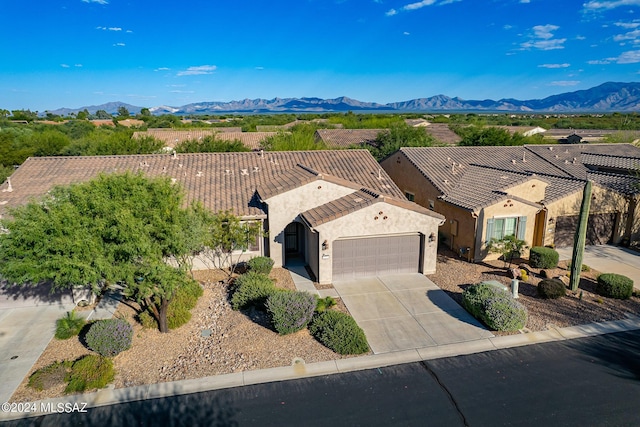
[157,297,170,333]
[570,181,592,292]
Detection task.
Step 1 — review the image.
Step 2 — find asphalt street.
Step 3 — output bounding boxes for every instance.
[5,330,640,427]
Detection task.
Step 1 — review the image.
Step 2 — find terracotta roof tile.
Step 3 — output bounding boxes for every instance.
[132,129,275,149]
[0,150,404,219]
[314,129,386,148]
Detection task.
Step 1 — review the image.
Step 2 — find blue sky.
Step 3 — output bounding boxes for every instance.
[2,0,640,111]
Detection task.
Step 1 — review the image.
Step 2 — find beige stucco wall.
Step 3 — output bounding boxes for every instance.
[312,202,443,284]
[476,199,541,261]
[544,185,629,246]
[504,178,548,203]
[263,180,356,267]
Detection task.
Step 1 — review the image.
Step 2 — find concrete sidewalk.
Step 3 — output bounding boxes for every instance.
[557,245,640,289]
[3,315,640,422]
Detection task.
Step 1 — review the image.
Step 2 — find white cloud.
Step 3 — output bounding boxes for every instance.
[549,80,580,86]
[60,64,70,68]
[615,21,640,28]
[385,0,457,16]
[154,67,170,71]
[614,28,640,41]
[520,0,530,3]
[113,43,125,47]
[587,59,612,64]
[521,24,566,50]
[75,64,83,67]
[82,0,108,4]
[170,90,195,94]
[177,65,217,76]
[532,24,559,39]
[504,24,513,30]
[403,31,410,35]
[583,0,640,11]
[255,66,265,70]
[617,49,640,62]
[538,63,570,68]
[108,27,122,31]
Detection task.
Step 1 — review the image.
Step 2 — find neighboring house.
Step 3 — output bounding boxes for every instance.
[422,123,461,145]
[404,119,430,127]
[497,126,547,137]
[314,129,386,148]
[0,150,444,283]
[381,144,640,262]
[132,129,277,150]
[544,129,635,143]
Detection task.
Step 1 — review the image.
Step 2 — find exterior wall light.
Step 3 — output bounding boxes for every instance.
[429,232,436,243]
[322,240,329,251]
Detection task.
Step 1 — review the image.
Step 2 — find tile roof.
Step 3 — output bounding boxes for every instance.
[397,144,640,211]
[132,129,272,149]
[587,171,640,196]
[314,129,386,148]
[582,152,640,171]
[422,124,461,145]
[301,188,444,228]
[0,150,404,219]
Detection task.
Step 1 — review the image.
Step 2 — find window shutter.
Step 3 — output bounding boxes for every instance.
[517,216,527,240]
[485,218,494,244]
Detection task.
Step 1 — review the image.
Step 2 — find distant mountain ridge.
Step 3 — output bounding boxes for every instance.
[49,82,640,115]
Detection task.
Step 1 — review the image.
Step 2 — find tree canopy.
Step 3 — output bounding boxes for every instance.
[0,173,206,332]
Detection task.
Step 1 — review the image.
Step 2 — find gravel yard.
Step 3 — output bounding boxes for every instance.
[10,251,640,403]
[428,249,640,333]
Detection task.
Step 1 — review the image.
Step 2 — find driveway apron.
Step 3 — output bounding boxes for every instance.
[556,245,640,290]
[332,274,493,354]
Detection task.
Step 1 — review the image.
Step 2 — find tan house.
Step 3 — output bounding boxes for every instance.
[0,150,444,283]
[314,129,386,148]
[381,144,640,262]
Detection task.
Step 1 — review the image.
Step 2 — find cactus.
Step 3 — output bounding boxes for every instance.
[569,181,592,292]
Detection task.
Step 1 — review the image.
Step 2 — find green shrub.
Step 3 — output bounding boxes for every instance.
[315,296,337,313]
[529,246,559,269]
[138,280,203,330]
[55,311,86,340]
[231,272,279,310]
[247,256,274,275]
[461,283,507,319]
[537,278,566,299]
[28,361,73,391]
[85,318,133,357]
[482,295,528,331]
[65,355,114,393]
[266,291,316,335]
[309,311,369,355]
[567,261,591,272]
[596,273,634,300]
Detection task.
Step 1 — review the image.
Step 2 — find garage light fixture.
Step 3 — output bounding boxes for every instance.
[322,240,329,251]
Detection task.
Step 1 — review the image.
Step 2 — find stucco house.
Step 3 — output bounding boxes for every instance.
[381,144,640,262]
[132,128,279,150]
[0,150,444,284]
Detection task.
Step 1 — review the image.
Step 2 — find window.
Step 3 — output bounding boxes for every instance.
[405,191,415,202]
[486,216,527,242]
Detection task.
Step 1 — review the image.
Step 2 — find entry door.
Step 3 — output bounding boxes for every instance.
[285,223,299,253]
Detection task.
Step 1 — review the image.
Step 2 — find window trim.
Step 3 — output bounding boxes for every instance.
[405,191,415,202]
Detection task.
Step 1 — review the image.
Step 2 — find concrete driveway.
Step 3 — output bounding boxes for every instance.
[332,274,493,354]
[556,245,640,289]
[0,284,78,403]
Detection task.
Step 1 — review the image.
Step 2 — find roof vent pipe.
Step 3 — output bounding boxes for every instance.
[2,178,12,193]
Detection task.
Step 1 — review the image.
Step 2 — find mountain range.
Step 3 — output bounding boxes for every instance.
[49,82,640,116]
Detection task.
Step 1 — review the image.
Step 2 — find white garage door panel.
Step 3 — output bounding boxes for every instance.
[333,235,421,281]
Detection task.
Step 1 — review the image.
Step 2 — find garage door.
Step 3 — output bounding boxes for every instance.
[332,234,421,281]
[554,213,616,247]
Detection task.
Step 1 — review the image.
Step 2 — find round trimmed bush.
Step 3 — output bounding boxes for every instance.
[309,311,369,355]
[481,295,528,331]
[596,273,634,300]
[266,291,316,335]
[65,355,114,393]
[462,283,507,319]
[231,272,280,310]
[537,278,566,299]
[85,318,133,357]
[247,256,275,275]
[529,246,559,269]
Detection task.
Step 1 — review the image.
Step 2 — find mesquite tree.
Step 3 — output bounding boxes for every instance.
[569,181,592,292]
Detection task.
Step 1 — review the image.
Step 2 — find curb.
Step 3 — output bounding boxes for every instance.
[3,315,640,421]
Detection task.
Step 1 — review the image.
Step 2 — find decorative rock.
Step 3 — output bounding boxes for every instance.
[508,267,521,279]
[540,269,551,279]
[553,275,570,286]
